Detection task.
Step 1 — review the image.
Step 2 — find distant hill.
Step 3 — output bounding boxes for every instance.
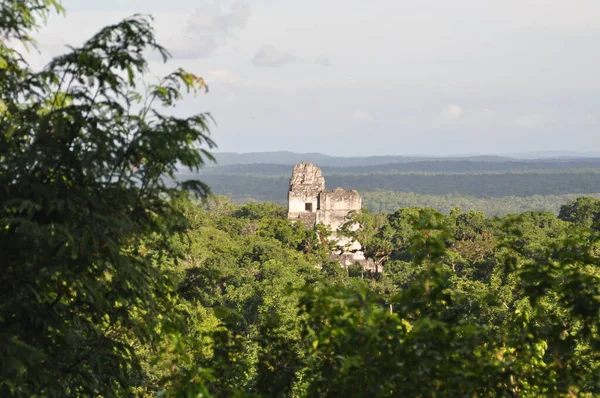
[177,151,600,216]
[208,151,600,168]
[198,158,600,176]
[503,150,600,159]
[208,151,516,167]
[177,170,600,203]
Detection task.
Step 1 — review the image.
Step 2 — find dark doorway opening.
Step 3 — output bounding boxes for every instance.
[305,203,313,212]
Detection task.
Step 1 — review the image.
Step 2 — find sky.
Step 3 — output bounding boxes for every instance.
[25,0,600,156]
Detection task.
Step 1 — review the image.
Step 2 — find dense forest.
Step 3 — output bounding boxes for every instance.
[361,191,600,216]
[3,2,600,397]
[184,152,600,216]
[187,152,600,217]
[181,169,600,216]
[190,170,600,198]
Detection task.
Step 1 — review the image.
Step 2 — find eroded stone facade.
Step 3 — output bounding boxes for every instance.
[287,162,361,230]
[287,162,371,268]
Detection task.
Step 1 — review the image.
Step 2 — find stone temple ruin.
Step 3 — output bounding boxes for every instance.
[287,162,371,268]
[287,162,361,230]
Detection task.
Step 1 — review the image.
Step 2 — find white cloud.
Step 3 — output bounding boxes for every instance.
[432,106,511,130]
[441,105,464,120]
[252,45,298,67]
[206,69,288,91]
[583,113,597,123]
[516,113,549,129]
[351,110,373,122]
[315,56,332,67]
[166,36,219,59]
[28,0,600,155]
[165,0,251,59]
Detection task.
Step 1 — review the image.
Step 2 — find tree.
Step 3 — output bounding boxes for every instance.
[265,211,600,397]
[0,2,214,395]
[559,196,600,228]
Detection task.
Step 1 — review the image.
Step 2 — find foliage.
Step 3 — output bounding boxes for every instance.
[186,169,600,216]
[146,198,600,397]
[3,2,600,397]
[189,170,600,205]
[558,196,600,228]
[0,2,214,396]
[362,191,600,217]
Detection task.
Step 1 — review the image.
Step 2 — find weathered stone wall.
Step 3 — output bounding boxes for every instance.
[287,162,325,227]
[287,162,371,269]
[318,188,361,231]
[287,163,361,231]
[321,188,361,211]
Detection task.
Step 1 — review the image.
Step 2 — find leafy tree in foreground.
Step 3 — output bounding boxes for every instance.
[252,210,600,397]
[161,200,600,396]
[0,1,214,396]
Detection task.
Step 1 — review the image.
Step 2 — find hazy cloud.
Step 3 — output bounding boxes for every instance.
[351,110,373,122]
[252,45,298,67]
[516,113,548,129]
[166,36,219,59]
[32,0,600,155]
[166,0,250,59]
[583,113,597,123]
[441,105,464,120]
[315,56,332,67]
[207,69,288,91]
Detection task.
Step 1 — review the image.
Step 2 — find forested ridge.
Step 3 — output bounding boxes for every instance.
[3,2,600,397]
[206,151,600,167]
[187,156,600,216]
[181,170,600,216]
[361,191,600,217]
[200,159,600,175]
[190,170,600,198]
